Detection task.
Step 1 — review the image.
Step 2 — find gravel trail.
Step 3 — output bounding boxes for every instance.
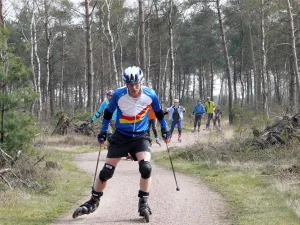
[52,131,232,225]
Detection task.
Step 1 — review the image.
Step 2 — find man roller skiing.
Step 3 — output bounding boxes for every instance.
[72,66,171,221]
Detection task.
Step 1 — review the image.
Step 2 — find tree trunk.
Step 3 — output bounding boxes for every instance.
[79,82,83,108]
[261,0,269,118]
[289,55,296,112]
[181,72,186,102]
[138,0,146,84]
[30,9,37,115]
[0,0,7,144]
[249,23,258,110]
[49,55,55,117]
[154,2,162,98]
[186,73,191,103]
[233,58,237,102]
[287,0,300,108]
[100,34,105,102]
[146,15,151,88]
[60,20,64,110]
[216,0,233,124]
[162,49,170,105]
[32,9,42,118]
[44,0,51,116]
[168,0,175,105]
[273,68,281,104]
[246,70,250,104]
[85,0,94,113]
[101,1,118,86]
[210,62,214,99]
[239,59,245,106]
[0,0,3,27]
[193,73,196,101]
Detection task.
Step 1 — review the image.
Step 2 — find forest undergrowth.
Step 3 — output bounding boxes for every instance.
[0,134,97,225]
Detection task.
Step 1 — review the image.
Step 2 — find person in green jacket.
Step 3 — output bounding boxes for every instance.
[204,97,215,130]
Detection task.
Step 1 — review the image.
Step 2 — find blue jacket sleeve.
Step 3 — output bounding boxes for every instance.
[91,101,106,122]
[100,94,117,133]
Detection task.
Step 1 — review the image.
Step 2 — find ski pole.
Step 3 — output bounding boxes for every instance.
[92,143,102,189]
[164,136,180,191]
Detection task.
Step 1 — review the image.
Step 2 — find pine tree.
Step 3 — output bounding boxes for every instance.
[0,21,37,156]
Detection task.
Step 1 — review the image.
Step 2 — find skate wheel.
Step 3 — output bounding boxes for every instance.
[72,207,83,219]
[143,210,150,223]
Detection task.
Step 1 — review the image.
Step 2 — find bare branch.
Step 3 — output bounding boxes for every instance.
[90,0,98,16]
[33,153,47,166]
[12,172,34,188]
[0,174,13,190]
[0,168,11,174]
[0,148,13,161]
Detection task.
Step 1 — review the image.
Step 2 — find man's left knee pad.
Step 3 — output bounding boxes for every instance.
[139,160,152,179]
[99,163,115,182]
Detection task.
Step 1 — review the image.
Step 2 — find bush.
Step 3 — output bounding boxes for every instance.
[4,111,37,156]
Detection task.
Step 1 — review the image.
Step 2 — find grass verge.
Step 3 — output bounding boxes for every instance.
[153,135,300,224]
[0,135,94,225]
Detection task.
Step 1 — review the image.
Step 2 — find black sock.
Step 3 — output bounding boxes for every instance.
[138,190,149,198]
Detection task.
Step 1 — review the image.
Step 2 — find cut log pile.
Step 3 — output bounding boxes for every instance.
[52,114,95,136]
[254,113,300,148]
[74,122,95,136]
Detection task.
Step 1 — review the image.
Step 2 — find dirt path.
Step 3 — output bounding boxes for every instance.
[52,130,232,225]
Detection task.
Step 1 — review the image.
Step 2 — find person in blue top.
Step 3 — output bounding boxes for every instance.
[74,66,171,220]
[90,90,117,132]
[192,99,205,133]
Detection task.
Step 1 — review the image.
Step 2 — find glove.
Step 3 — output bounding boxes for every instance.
[97,132,107,144]
[161,129,171,142]
[89,119,93,124]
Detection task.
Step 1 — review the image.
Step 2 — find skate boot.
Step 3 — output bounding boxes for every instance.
[178,134,182,143]
[155,138,161,146]
[138,191,152,223]
[72,190,103,219]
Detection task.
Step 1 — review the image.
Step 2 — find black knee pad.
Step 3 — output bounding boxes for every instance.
[99,163,115,182]
[178,128,182,133]
[139,160,152,179]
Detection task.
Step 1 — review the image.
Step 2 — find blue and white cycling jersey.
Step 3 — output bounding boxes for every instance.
[101,86,168,136]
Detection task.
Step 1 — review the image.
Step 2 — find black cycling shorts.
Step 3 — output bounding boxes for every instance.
[107,131,152,160]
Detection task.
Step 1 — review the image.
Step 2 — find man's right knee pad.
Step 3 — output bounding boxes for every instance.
[99,163,115,182]
[139,160,152,179]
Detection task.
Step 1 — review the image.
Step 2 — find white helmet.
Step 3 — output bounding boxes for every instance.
[122,66,143,84]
